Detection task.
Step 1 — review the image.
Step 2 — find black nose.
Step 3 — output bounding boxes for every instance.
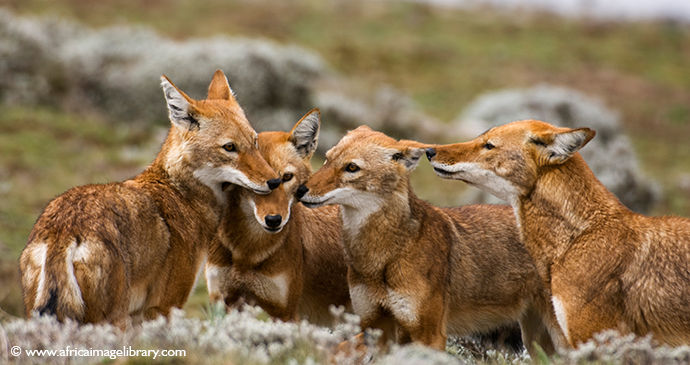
[295,185,309,200]
[265,215,282,229]
[267,178,281,190]
[426,147,437,160]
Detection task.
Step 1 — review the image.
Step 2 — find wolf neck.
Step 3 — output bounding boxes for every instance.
[220,190,291,266]
[340,182,419,274]
[516,154,626,276]
[149,130,221,211]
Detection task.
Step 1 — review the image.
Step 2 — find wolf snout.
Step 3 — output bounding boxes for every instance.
[267,178,282,190]
[265,214,282,229]
[426,147,437,160]
[295,185,309,200]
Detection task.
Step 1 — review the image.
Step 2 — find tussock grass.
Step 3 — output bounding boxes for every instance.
[3,309,690,364]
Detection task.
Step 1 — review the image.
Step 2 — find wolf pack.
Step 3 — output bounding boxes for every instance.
[19,70,690,360]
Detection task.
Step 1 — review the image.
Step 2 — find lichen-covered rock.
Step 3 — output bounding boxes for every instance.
[456,85,660,213]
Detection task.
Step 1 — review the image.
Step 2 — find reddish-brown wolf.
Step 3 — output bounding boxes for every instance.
[20,70,279,328]
[427,119,690,347]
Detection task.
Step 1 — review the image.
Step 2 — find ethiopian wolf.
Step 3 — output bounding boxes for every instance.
[427,119,690,346]
[20,70,279,328]
[205,109,351,326]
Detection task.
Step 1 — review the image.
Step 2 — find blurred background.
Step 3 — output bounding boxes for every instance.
[0,0,688,320]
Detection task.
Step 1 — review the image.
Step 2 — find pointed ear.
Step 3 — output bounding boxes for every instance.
[533,128,596,166]
[207,69,236,101]
[161,75,198,130]
[290,109,320,159]
[392,148,425,171]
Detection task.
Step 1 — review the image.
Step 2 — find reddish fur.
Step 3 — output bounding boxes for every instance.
[19,70,277,328]
[205,110,351,326]
[430,119,690,346]
[300,126,566,355]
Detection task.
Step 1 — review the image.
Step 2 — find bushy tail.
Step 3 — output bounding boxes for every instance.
[32,240,85,321]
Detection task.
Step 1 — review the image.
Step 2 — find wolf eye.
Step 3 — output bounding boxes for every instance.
[223,142,236,152]
[282,173,293,182]
[345,163,360,173]
[483,142,495,150]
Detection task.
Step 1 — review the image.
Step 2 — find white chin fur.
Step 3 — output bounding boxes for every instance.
[299,192,332,207]
[194,165,270,201]
[431,161,518,204]
[301,187,369,209]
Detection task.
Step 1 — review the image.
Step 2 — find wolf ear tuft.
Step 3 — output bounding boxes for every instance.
[290,109,320,159]
[161,75,198,130]
[535,128,596,166]
[393,147,425,172]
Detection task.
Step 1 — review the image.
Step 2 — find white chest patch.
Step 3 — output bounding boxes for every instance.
[552,296,570,342]
[250,272,290,307]
[350,284,378,321]
[270,273,290,307]
[129,284,148,313]
[335,188,385,236]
